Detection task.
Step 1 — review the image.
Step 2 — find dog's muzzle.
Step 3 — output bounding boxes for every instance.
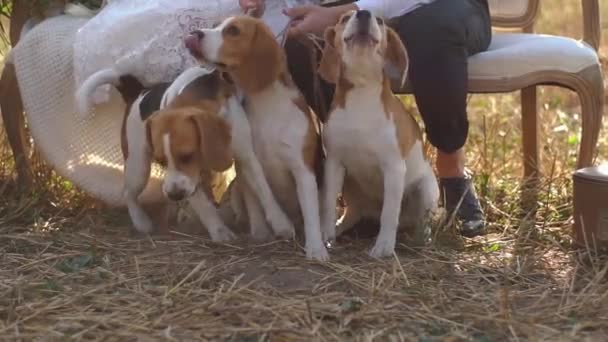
[355,10,371,34]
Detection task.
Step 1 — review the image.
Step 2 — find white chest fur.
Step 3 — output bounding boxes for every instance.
[325,86,406,195]
[321,84,439,258]
[245,81,309,211]
[239,80,328,261]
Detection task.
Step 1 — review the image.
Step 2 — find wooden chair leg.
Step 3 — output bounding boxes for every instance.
[575,65,604,168]
[0,63,32,190]
[0,0,34,190]
[521,86,540,213]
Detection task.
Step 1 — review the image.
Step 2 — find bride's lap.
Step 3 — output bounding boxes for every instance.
[73,0,315,105]
[73,0,240,101]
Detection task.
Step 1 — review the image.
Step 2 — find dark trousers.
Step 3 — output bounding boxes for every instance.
[286,0,492,154]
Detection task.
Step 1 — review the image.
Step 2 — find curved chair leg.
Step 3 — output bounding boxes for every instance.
[521,86,540,213]
[575,65,604,168]
[1,0,34,191]
[0,63,32,190]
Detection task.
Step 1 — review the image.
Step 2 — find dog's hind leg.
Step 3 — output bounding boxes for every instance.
[241,179,273,242]
[225,97,295,239]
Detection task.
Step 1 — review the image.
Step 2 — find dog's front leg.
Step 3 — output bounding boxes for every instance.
[370,161,407,258]
[188,188,236,242]
[240,179,273,242]
[225,98,295,239]
[123,151,155,234]
[321,156,345,243]
[292,164,329,261]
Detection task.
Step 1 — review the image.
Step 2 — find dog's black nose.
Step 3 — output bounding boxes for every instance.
[356,10,371,21]
[166,189,186,201]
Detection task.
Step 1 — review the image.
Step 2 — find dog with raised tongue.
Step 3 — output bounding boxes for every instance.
[184,16,329,261]
[318,10,439,258]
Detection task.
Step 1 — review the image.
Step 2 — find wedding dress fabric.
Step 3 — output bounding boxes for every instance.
[74,0,311,105]
[11,0,310,205]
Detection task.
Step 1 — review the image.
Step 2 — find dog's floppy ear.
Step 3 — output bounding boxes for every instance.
[384,27,409,88]
[318,26,340,84]
[237,20,283,93]
[190,112,233,172]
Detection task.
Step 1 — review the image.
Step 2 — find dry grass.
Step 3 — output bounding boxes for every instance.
[1,0,608,340]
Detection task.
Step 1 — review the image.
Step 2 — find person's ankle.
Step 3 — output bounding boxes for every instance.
[439,175,486,237]
[436,149,465,178]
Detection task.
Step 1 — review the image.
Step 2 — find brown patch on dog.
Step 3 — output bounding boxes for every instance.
[146,107,233,182]
[292,95,324,184]
[380,75,421,158]
[215,17,285,94]
[384,27,409,85]
[317,14,356,114]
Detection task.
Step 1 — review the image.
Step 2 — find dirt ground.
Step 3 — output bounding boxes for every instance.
[2,211,607,341]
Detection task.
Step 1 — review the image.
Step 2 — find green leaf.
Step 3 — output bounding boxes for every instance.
[485,243,501,252]
[57,254,94,273]
[339,297,364,313]
[567,134,580,146]
[44,278,62,292]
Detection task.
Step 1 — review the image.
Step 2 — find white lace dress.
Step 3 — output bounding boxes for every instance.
[10,0,314,206]
[73,0,314,105]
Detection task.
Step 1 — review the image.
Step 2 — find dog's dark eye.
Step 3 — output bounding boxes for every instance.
[376,17,384,25]
[178,153,194,164]
[225,25,240,36]
[340,15,351,24]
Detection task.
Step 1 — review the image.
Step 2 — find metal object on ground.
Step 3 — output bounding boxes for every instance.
[573,164,608,250]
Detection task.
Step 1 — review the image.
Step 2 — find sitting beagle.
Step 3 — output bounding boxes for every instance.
[185,16,329,260]
[318,10,439,258]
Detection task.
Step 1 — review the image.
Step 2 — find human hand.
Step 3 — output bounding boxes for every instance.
[239,0,265,17]
[283,4,357,36]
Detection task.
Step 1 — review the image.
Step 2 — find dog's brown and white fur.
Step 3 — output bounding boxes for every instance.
[186,16,329,260]
[77,67,236,240]
[76,66,294,241]
[318,10,439,258]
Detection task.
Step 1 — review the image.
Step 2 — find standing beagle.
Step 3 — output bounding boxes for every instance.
[318,10,439,257]
[76,67,236,240]
[185,16,329,261]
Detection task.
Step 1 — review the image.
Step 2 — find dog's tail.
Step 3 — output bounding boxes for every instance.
[75,68,120,118]
[75,68,145,119]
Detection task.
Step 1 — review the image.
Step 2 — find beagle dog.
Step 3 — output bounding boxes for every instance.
[185,16,329,261]
[318,10,439,258]
[76,66,237,240]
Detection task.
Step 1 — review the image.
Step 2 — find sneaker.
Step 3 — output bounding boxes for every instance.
[440,176,486,237]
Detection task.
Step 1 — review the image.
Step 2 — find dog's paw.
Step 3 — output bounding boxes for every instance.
[250,225,273,243]
[270,213,295,240]
[130,210,155,234]
[369,239,395,259]
[306,243,330,261]
[209,227,237,243]
[321,225,336,244]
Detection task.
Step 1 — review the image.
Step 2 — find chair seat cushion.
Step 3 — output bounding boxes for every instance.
[468,33,600,80]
